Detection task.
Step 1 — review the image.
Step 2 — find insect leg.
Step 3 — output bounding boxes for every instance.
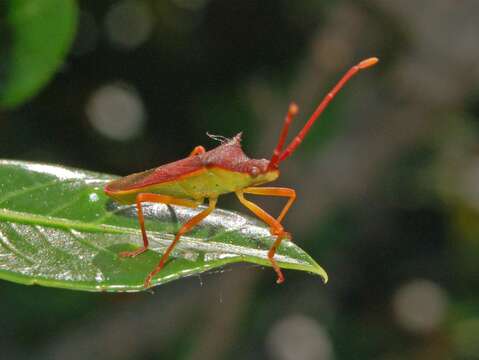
[144,197,218,288]
[119,193,200,258]
[189,145,206,156]
[235,190,289,284]
[242,187,296,224]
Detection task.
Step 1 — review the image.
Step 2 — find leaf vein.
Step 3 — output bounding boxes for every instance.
[0,226,35,265]
[0,179,60,204]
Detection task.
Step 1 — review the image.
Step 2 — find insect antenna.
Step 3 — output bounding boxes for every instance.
[268,102,299,169]
[274,57,378,166]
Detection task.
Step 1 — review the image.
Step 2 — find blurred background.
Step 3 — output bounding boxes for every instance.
[2,0,479,359]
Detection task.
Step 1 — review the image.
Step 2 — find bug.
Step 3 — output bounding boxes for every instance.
[104,57,378,288]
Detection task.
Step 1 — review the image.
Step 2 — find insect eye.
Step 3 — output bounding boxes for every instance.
[250,166,259,177]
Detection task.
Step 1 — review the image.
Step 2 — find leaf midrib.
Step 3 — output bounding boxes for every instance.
[0,208,320,271]
[0,208,128,235]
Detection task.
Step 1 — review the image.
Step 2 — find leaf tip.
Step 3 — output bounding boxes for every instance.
[311,261,328,284]
[322,272,329,284]
[318,267,328,284]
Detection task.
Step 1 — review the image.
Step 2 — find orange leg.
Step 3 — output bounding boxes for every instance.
[144,197,217,288]
[119,193,200,258]
[189,145,206,156]
[236,189,296,284]
[242,187,296,224]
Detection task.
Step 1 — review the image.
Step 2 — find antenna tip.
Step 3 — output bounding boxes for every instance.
[289,102,299,116]
[358,57,379,69]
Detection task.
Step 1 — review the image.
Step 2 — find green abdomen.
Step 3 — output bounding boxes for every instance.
[150,168,254,200]
[110,167,279,204]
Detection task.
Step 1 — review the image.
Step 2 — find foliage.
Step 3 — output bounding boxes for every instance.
[0,0,77,108]
[0,160,327,291]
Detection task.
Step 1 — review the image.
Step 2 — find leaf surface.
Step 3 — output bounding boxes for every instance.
[0,160,327,292]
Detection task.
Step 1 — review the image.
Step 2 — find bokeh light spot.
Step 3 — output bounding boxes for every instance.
[105,0,155,50]
[392,279,447,334]
[266,314,333,360]
[86,83,146,141]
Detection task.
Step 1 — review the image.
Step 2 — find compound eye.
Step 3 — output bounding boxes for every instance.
[250,166,259,177]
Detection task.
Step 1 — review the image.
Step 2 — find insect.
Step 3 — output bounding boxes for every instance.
[104,57,378,288]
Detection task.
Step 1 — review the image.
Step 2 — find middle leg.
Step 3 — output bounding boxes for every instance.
[120,193,200,258]
[144,197,218,288]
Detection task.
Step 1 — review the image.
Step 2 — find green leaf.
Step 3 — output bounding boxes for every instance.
[0,0,78,108]
[0,160,328,292]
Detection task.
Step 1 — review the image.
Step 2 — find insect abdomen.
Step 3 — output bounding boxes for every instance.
[158,167,253,199]
[105,166,278,204]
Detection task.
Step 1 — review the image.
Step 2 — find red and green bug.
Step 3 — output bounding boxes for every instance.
[104,57,378,288]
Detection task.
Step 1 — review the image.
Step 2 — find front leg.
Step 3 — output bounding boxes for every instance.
[236,189,294,284]
[242,187,296,224]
